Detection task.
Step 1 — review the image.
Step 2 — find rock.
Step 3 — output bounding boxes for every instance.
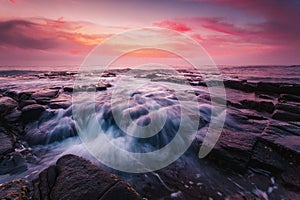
[240,100,274,113]
[49,102,71,109]
[250,121,300,173]
[224,80,255,92]
[0,128,14,157]
[279,94,300,103]
[24,111,77,145]
[256,82,281,94]
[208,130,258,172]
[4,109,22,122]
[19,99,37,109]
[275,102,300,115]
[279,84,300,96]
[63,86,73,92]
[31,89,59,104]
[0,179,31,200]
[101,72,116,77]
[0,152,27,175]
[3,90,32,101]
[21,104,45,122]
[272,110,300,121]
[0,96,18,116]
[33,154,142,200]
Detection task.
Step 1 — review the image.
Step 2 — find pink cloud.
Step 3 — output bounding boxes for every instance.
[152,20,191,32]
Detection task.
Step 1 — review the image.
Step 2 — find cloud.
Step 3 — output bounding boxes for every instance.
[152,20,191,32]
[0,18,112,54]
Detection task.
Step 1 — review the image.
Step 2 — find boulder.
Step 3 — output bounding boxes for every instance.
[21,104,45,122]
[33,154,142,200]
[0,96,18,116]
[0,179,31,200]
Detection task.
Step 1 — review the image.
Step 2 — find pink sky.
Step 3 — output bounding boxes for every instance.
[0,0,300,66]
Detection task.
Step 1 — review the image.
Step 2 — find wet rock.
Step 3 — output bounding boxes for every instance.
[224,80,255,92]
[272,110,300,121]
[3,90,33,101]
[0,152,27,175]
[281,167,300,190]
[0,96,18,116]
[21,104,45,122]
[19,99,37,109]
[33,154,142,200]
[240,100,274,113]
[279,84,300,96]
[49,101,71,109]
[275,102,300,115]
[208,130,257,172]
[63,86,73,92]
[256,82,281,94]
[31,89,59,104]
[0,179,31,200]
[250,121,300,173]
[4,109,22,122]
[24,112,77,145]
[101,72,116,77]
[0,128,14,157]
[279,94,300,103]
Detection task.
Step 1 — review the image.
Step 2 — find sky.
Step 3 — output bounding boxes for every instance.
[0,0,300,67]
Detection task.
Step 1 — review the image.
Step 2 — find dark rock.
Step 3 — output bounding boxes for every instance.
[279,94,300,103]
[49,102,71,109]
[3,90,33,101]
[208,130,258,172]
[24,112,77,145]
[19,99,37,109]
[275,102,300,115]
[4,109,22,122]
[0,179,31,200]
[224,80,255,92]
[281,167,300,190]
[0,152,27,175]
[63,86,73,92]
[31,89,59,100]
[256,82,281,94]
[250,121,300,173]
[0,128,14,157]
[272,110,300,121]
[21,104,45,122]
[33,154,142,200]
[279,84,300,96]
[0,96,18,116]
[258,94,276,100]
[240,100,274,113]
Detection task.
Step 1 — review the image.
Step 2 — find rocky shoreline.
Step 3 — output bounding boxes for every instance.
[0,69,299,199]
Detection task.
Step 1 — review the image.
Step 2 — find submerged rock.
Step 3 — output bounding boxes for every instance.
[0,152,27,175]
[33,154,142,200]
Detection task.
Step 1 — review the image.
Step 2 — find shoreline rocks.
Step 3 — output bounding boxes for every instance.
[33,154,142,200]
